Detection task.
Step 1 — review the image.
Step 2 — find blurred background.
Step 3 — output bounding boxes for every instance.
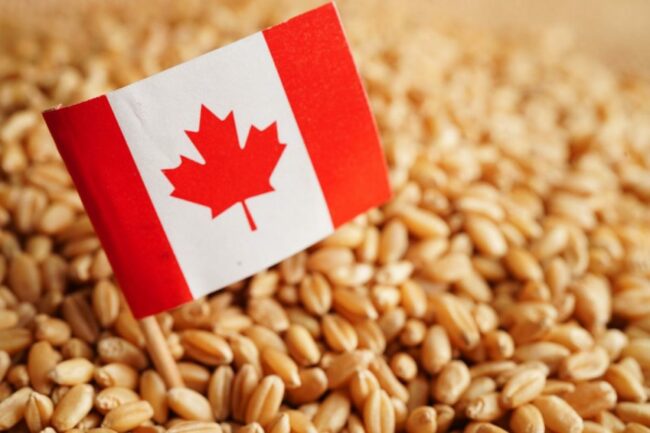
[1,0,650,78]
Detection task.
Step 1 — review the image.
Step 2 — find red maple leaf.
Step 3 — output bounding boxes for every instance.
[162,105,286,231]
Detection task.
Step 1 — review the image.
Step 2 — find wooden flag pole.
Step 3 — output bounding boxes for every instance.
[139,316,185,388]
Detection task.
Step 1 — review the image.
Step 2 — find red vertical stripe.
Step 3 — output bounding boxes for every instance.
[263,2,391,228]
[43,96,193,318]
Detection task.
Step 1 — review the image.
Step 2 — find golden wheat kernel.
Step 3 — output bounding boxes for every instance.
[101,401,154,432]
[61,337,93,360]
[94,386,140,415]
[51,384,95,432]
[25,391,54,433]
[559,346,610,381]
[379,218,409,264]
[510,404,544,433]
[533,395,583,433]
[378,307,407,342]
[27,340,60,394]
[624,424,650,433]
[465,215,507,257]
[420,325,451,374]
[500,368,546,409]
[363,389,395,433]
[50,357,95,385]
[430,294,480,350]
[61,294,100,344]
[34,314,72,346]
[8,252,42,303]
[615,403,650,425]
[299,273,332,316]
[287,367,328,406]
[0,387,32,430]
[504,248,543,281]
[369,355,409,402]
[181,330,233,366]
[563,381,617,418]
[167,421,223,433]
[261,347,301,389]
[332,287,378,320]
[244,375,285,426]
[92,280,120,328]
[247,298,289,333]
[231,364,260,422]
[465,392,504,422]
[322,314,358,352]
[396,205,449,239]
[178,362,211,393]
[94,362,139,389]
[307,247,354,274]
[433,361,471,406]
[313,391,351,433]
[428,253,473,283]
[168,387,213,422]
[389,352,417,381]
[7,364,29,388]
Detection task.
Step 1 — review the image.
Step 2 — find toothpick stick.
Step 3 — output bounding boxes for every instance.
[139,315,185,388]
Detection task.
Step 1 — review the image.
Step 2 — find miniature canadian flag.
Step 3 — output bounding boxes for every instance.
[43,2,390,318]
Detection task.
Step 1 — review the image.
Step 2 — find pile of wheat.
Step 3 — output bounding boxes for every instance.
[1,1,650,433]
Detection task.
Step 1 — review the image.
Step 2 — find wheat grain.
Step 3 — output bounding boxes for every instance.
[8,253,42,302]
[313,391,351,433]
[247,298,289,333]
[94,362,139,389]
[325,350,373,390]
[178,361,211,393]
[61,293,100,343]
[244,375,284,426]
[510,404,544,433]
[91,280,120,328]
[181,331,233,366]
[0,387,32,430]
[533,396,583,433]
[430,294,480,350]
[51,384,94,431]
[465,393,504,422]
[285,324,321,367]
[356,319,388,353]
[208,365,234,421]
[420,325,451,374]
[50,357,95,385]
[0,327,33,354]
[562,381,617,418]
[500,369,546,409]
[322,314,358,353]
[286,367,328,406]
[433,361,471,405]
[168,387,213,421]
[102,401,154,432]
[363,390,395,433]
[140,370,168,424]
[369,355,409,402]
[615,403,650,426]
[24,391,53,433]
[605,364,647,403]
[262,347,301,389]
[33,315,72,346]
[94,386,140,414]
[405,406,436,433]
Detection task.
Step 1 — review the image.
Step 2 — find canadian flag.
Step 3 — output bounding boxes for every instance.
[43,3,390,318]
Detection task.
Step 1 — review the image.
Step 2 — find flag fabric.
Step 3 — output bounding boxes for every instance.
[43,2,391,318]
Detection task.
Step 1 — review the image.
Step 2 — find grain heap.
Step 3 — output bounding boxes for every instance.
[1,1,650,433]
